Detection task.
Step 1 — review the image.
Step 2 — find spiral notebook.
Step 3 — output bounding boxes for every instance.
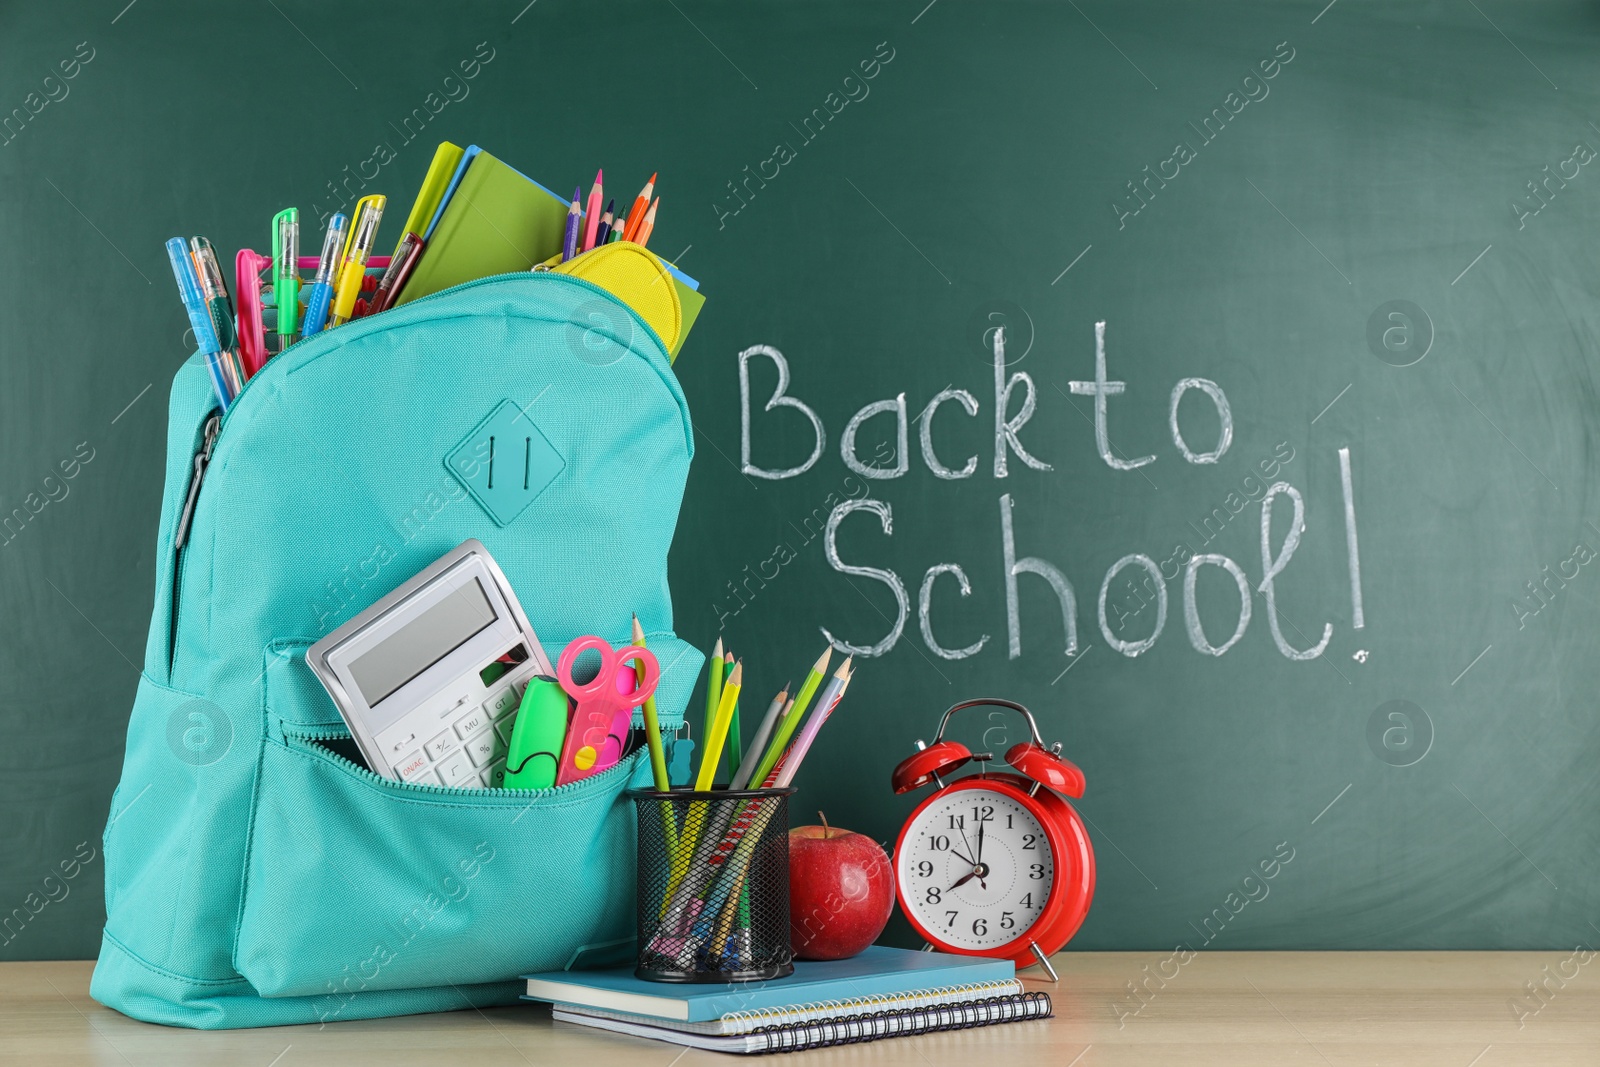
[552,992,1053,1054]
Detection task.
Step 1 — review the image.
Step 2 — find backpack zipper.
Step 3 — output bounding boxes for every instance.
[163,271,688,676]
[168,410,221,672]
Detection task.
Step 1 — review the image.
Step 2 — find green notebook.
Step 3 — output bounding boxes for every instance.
[396,150,570,305]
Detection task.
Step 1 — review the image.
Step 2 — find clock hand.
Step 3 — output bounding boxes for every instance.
[951,849,977,867]
[977,820,984,864]
[957,824,978,867]
[947,869,979,891]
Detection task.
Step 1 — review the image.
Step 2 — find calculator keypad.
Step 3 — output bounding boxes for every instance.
[383,676,527,790]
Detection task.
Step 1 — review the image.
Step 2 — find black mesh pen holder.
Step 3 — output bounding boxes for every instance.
[632,788,795,983]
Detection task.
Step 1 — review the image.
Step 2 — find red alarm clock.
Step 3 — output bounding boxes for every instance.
[890,699,1095,979]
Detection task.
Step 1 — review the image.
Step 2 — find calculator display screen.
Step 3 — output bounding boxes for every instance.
[348,577,497,706]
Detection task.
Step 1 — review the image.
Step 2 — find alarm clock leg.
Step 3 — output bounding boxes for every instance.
[1029,941,1059,983]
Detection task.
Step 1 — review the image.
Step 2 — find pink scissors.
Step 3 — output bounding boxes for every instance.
[554,635,660,786]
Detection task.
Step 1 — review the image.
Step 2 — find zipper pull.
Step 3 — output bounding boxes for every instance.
[175,412,222,550]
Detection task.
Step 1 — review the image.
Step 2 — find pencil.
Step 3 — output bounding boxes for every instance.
[730,686,788,789]
[750,647,830,785]
[631,615,671,793]
[561,186,582,262]
[695,661,742,791]
[634,197,659,247]
[722,654,739,779]
[774,663,850,788]
[594,198,616,246]
[623,172,656,242]
[581,169,604,252]
[703,637,723,746]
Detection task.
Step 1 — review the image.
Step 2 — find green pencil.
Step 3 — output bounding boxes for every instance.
[723,655,741,777]
[750,646,831,786]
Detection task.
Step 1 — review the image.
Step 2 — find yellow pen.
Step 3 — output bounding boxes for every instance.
[330,194,385,327]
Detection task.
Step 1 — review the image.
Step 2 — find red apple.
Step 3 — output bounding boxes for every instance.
[788,814,894,961]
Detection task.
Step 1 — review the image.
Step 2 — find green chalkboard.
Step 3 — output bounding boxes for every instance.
[4,0,1600,962]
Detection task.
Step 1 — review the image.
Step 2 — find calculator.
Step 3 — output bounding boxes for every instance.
[307,540,555,790]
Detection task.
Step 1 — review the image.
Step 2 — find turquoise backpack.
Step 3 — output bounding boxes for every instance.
[91,272,702,1029]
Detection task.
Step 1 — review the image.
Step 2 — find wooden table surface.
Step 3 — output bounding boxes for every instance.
[3,953,1595,1065]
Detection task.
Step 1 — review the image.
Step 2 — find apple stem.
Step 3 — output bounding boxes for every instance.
[819,811,832,838]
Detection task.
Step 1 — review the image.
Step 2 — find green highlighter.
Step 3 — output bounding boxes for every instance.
[271,208,299,350]
[505,676,570,790]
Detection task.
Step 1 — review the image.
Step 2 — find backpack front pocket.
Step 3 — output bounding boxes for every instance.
[235,657,644,1000]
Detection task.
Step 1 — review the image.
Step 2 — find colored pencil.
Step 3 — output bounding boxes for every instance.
[582,169,604,252]
[630,615,671,793]
[723,654,739,778]
[696,662,742,791]
[634,197,659,247]
[608,217,624,243]
[703,637,723,747]
[730,686,788,789]
[773,663,850,788]
[594,198,616,246]
[623,172,656,242]
[750,647,830,785]
[561,186,582,262]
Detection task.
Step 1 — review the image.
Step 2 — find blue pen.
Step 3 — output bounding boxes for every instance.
[165,237,232,410]
[300,212,348,336]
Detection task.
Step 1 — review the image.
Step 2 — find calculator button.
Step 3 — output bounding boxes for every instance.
[425,730,460,761]
[394,751,430,781]
[495,717,519,745]
[485,685,520,719]
[464,728,500,767]
[454,709,489,740]
[435,750,477,788]
[482,760,507,788]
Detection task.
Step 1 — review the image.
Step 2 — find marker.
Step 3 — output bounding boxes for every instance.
[331,195,385,327]
[561,186,582,262]
[504,677,570,790]
[271,208,299,352]
[695,661,742,791]
[188,237,246,397]
[582,169,604,252]
[730,685,788,789]
[369,231,424,315]
[750,647,830,786]
[594,198,616,246]
[301,213,348,336]
[623,172,656,242]
[166,237,232,409]
[633,196,659,248]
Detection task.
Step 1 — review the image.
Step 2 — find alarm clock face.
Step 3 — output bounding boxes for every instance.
[896,785,1054,951]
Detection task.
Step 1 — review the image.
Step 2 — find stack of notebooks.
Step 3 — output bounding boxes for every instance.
[522,946,1051,1055]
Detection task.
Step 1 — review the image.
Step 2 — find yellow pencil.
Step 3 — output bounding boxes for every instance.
[695,662,742,791]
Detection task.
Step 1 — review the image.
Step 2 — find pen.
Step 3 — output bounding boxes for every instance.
[368,231,424,315]
[271,208,299,352]
[330,195,385,328]
[623,172,656,242]
[166,237,232,410]
[188,237,246,397]
[301,213,347,336]
[561,186,581,262]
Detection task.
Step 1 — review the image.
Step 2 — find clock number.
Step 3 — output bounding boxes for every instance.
[945,910,959,928]
[1021,893,1034,908]
[1006,813,1014,828]
[928,834,950,851]
[972,917,988,937]
[916,860,933,877]
[925,886,941,904]
[947,814,964,830]
[970,804,994,823]
[1029,863,1046,879]
[1001,911,1015,930]
[1022,833,1037,850]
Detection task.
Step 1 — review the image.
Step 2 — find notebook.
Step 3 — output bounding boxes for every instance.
[521,945,1014,1023]
[396,149,570,305]
[552,992,1053,1054]
[554,978,1025,1035]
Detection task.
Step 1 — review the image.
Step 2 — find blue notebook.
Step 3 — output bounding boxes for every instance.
[521,946,1015,1023]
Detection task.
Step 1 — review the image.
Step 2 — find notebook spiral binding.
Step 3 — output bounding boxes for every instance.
[719,979,1022,1030]
[749,991,1053,1053]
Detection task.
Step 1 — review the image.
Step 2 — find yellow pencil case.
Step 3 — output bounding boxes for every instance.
[537,242,697,360]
